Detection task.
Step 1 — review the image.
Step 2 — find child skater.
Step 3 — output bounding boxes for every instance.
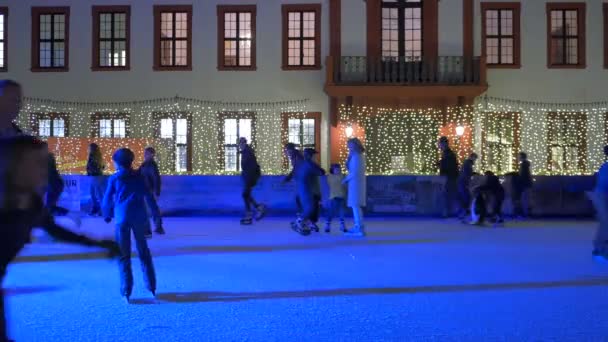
[303,148,325,232]
[288,148,324,236]
[0,136,119,341]
[325,163,347,233]
[139,147,165,236]
[102,148,160,303]
[86,143,106,216]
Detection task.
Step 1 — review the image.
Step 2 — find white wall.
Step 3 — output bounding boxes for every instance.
[3,0,332,171]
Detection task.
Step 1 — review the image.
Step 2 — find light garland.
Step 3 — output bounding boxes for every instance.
[19,96,308,175]
[337,98,608,176]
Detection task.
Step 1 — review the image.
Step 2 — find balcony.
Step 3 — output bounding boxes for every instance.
[324,55,488,99]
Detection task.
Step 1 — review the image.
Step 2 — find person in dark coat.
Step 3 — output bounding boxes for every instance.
[458,152,478,220]
[472,171,505,225]
[288,148,325,235]
[102,148,160,303]
[590,145,608,261]
[139,147,164,235]
[283,142,303,219]
[86,143,106,216]
[513,152,532,219]
[438,136,459,218]
[0,136,119,341]
[239,138,265,224]
[303,148,325,232]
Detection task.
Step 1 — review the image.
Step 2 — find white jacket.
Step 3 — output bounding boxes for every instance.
[344,152,366,207]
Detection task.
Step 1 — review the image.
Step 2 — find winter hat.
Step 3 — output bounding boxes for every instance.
[112,148,135,167]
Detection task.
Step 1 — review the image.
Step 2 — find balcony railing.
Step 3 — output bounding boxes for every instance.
[327,55,486,86]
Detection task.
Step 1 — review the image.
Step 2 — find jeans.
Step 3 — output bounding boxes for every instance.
[458,181,471,216]
[592,192,608,254]
[115,223,156,297]
[441,178,458,217]
[326,198,346,224]
[242,178,259,213]
[513,187,531,217]
[89,176,107,213]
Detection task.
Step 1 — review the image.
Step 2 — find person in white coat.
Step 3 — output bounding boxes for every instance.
[343,138,367,237]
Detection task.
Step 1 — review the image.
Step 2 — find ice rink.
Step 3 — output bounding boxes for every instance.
[4,217,608,341]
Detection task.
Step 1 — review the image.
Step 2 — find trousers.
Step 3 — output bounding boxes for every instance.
[115,223,156,297]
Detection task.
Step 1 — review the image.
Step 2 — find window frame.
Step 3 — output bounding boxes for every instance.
[546,112,587,174]
[31,6,70,72]
[91,6,131,71]
[217,5,257,71]
[91,112,130,138]
[218,112,256,172]
[380,0,423,61]
[546,2,586,69]
[153,5,193,71]
[281,112,322,169]
[481,2,521,69]
[480,112,521,174]
[154,112,193,173]
[281,4,322,71]
[0,7,7,72]
[604,3,608,69]
[31,112,70,138]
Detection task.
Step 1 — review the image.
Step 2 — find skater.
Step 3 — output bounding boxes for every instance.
[0,136,119,342]
[287,148,324,235]
[139,147,164,236]
[303,148,325,232]
[239,138,265,225]
[343,137,367,237]
[438,136,459,218]
[471,171,505,226]
[102,148,160,303]
[590,145,608,261]
[458,153,478,220]
[87,143,106,216]
[513,152,532,219]
[325,163,347,233]
[283,142,303,221]
[46,152,68,216]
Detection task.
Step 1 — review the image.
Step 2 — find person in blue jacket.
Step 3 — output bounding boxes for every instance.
[288,148,325,235]
[102,148,160,303]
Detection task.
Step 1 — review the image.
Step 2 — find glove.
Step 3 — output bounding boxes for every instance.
[104,217,112,223]
[98,239,121,258]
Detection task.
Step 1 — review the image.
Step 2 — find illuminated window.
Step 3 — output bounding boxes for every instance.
[482,3,521,68]
[218,5,256,70]
[154,5,192,70]
[547,3,585,68]
[32,7,70,71]
[221,114,254,172]
[381,0,422,62]
[159,116,191,172]
[32,113,69,138]
[93,6,129,70]
[282,4,321,69]
[0,7,7,71]
[92,113,128,138]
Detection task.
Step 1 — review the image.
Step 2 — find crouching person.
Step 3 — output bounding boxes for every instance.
[470,171,505,226]
[103,148,160,303]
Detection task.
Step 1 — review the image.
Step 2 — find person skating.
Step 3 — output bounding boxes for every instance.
[325,163,347,233]
[287,148,324,235]
[438,136,459,218]
[283,143,303,223]
[470,171,505,226]
[0,136,119,342]
[139,147,165,235]
[303,148,325,232]
[86,143,106,216]
[239,138,265,225]
[458,153,478,221]
[343,138,367,237]
[590,145,608,262]
[102,148,160,303]
[513,152,533,219]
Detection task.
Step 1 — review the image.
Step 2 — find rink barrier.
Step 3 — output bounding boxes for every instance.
[61,175,596,217]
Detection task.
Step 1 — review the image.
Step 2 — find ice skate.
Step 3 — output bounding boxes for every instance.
[344,225,366,237]
[310,222,320,233]
[291,219,311,236]
[144,231,153,239]
[324,222,331,233]
[154,226,166,235]
[240,212,253,225]
[339,221,347,232]
[123,295,131,304]
[254,204,266,221]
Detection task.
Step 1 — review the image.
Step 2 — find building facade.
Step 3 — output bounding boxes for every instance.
[1,0,606,175]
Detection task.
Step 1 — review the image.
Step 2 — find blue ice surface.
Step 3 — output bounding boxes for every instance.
[4,217,608,341]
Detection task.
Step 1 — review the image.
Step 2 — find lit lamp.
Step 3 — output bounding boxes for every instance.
[345,125,354,138]
[455,125,465,137]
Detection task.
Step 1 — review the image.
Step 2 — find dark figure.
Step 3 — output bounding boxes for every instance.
[325,163,347,233]
[86,143,106,216]
[287,149,325,235]
[139,147,164,236]
[591,145,608,261]
[46,152,68,215]
[283,143,303,217]
[458,153,478,219]
[513,152,532,219]
[239,138,265,225]
[102,148,160,303]
[438,136,459,218]
[0,136,119,341]
[473,171,505,225]
[303,148,325,232]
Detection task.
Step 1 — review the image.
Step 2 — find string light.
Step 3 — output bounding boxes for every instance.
[337,98,607,176]
[19,96,308,175]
